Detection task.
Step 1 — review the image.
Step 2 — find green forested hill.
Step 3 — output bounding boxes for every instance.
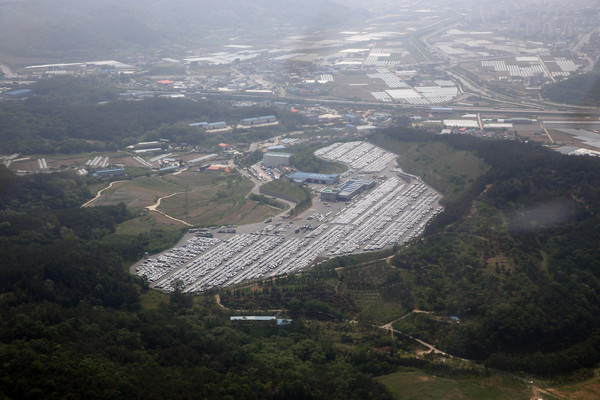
[377,129,600,374]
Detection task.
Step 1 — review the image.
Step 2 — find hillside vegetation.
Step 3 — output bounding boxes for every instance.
[260,178,312,216]
[541,62,600,106]
[0,77,308,154]
[541,72,600,106]
[373,129,600,375]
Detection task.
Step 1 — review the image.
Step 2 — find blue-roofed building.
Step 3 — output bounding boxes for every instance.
[205,121,228,130]
[287,171,340,185]
[273,102,289,110]
[337,178,376,201]
[344,113,361,124]
[431,107,454,114]
[1,89,33,100]
[92,168,126,178]
[159,165,179,174]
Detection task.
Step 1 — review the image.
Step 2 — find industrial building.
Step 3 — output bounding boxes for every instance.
[128,141,165,151]
[287,172,340,185]
[267,145,286,151]
[431,107,454,114]
[92,168,126,178]
[230,316,292,326]
[336,178,376,202]
[189,121,228,131]
[262,152,293,168]
[241,115,277,126]
[320,187,340,202]
[158,165,179,174]
[189,154,217,164]
[343,113,362,124]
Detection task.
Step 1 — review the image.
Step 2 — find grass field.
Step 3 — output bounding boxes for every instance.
[159,188,281,226]
[261,179,311,202]
[546,369,600,400]
[377,370,530,400]
[116,211,183,235]
[93,170,282,227]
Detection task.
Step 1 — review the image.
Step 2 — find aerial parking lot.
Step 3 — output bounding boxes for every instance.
[135,141,443,292]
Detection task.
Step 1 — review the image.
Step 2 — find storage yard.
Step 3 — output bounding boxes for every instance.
[135,141,443,292]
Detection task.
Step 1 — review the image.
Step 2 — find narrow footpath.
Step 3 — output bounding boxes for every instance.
[146,192,192,226]
[81,180,127,207]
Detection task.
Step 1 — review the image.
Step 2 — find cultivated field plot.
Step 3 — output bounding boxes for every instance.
[465,55,584,82]
[365,68,458,104]
[4,151,132,172]
[136,141,443,293]
[430,29,543,60]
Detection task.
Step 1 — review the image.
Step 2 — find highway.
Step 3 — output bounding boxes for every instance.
[195,91,600,118]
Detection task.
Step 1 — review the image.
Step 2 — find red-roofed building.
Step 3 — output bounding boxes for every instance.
[206,165,221,173]
[218,143,230,150]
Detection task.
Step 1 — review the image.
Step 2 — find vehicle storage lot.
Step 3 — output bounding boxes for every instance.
[135,141,442,292]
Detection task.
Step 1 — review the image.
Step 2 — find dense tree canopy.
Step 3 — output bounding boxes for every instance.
[0,78,307,154]
[373,128,600,375]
